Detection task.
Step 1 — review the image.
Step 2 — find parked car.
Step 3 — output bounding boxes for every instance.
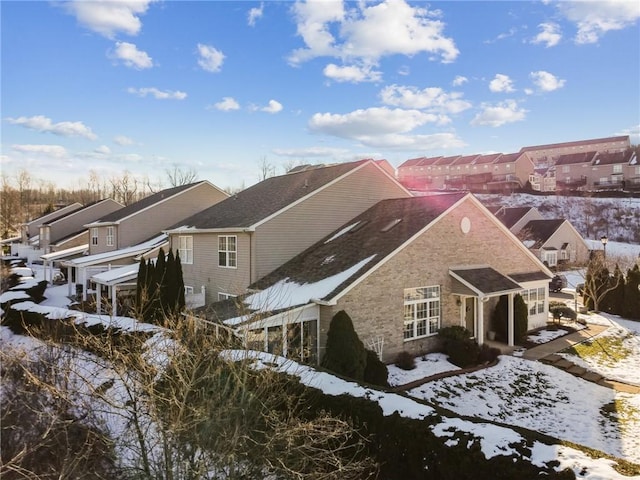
[549,274,567,293]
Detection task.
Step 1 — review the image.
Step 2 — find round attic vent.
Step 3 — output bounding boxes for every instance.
[460,217,471,234]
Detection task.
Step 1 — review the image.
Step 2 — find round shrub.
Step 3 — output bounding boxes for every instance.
[394,351,416,371]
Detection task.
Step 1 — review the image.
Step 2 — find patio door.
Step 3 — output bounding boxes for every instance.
[464,297,476,338]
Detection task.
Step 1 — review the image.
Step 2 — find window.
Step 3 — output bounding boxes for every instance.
[218,235,237,268]
[613,164,622,174]
[91,228,98,246]
[404,286,440,340]
[562,166,570,173]
[543,250,557,267]
[178,235,193,264]
[521,287,545,315]
[106,226,114,247]
[218,292,236,301]
[184,286,194,295]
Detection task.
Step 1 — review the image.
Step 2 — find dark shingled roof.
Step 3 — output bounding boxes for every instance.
[170,160,372,230]
[494,207,534,229]
[250,192,467,299]
[519,219,566,248]
[509,271,552,283]
[494,152,526,164]
[593,150,634,166]
[554,151,598,166]
[450,267,522,295]
[452,154,481,165]
[474,153,502,164]
[398,157,426,168]
[97,182,206,223]
[435,155,462,166]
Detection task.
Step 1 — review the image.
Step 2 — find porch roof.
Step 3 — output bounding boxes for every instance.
[450,267,522,297]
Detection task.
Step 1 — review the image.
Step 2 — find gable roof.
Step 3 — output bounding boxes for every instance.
[23,203,83,227]
[398,157,426,168]
[90,181,220,225]
[450,267,522,296]
[554,151,599,166]
[494,152,529,164]
[435,155,462,166]
[167,159,406,231]
[41,199,123,226]
[493,207,537,229]
[452,154,480,166]
[518,219,566,248]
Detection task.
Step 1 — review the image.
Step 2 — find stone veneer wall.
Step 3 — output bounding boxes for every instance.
[320,197,545,363]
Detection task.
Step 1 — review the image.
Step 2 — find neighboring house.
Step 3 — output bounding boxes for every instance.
[626,150,640,191]
[554,151,599,191]
[589,150,636,191]
[529,166,556,192]
[397,152,534,193]
[165,159,412,305]
[517,219,590,267]
[84,181,229,255]
[489,206,544,236]
[60,234,169,302]
[520,135,630,166]
[18,202,83,244]
[39,199,123,253]
[199,193,552,364]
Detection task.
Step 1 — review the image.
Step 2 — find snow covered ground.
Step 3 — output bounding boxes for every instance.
[2,263,640,478]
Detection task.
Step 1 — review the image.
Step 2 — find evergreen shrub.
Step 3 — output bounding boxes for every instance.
[394,351,416,371]
[363,349,389,387]
[321,311,367,381]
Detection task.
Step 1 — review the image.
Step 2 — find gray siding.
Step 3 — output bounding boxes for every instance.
[174,232,252,305]
[254,162,410,278]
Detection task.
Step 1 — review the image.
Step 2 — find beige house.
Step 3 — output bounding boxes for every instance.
[19,203,82,244]
[626,151,640,191]
[520,135,630,166]
[489,206,544,235]
[39,199,123,253]
[397,152,534,193]
[165,160,411,305]
[589,150,637,191]
[517,219,590,267]
[205,193,552,364]
[554,151,598,191]
[84,181,229,255]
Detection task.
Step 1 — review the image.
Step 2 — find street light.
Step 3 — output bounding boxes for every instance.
[600,235,608,259]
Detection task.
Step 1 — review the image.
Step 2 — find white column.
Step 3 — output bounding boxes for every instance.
[508,292,515,346]
[96,286,102,314]
[111,285,117,317]
[477,296,484,345]
[67,266,73,296]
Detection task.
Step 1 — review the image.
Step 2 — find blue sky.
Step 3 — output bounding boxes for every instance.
[2,0,639,192]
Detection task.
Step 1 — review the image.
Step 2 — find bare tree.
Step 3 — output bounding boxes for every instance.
[281,158,301,174]
[165,165,198,187]
[0,174,20,239]
[258,156,276,181]
[582,253,623,312]
[109,170,139,206]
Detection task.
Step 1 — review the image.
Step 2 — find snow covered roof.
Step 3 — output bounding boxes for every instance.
[41,244,89,262]
[63,234,168,267]
[92,263,140,286]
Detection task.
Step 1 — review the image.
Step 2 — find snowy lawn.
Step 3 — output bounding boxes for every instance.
[387,353,460,387]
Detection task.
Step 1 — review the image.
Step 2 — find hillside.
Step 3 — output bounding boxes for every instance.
[476,193,640,246]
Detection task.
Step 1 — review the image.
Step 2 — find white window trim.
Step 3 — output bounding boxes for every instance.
[218,292,236,301]
[178,235,193,264]
[521,287,546,316]
[91,228,98,246]
[218,235,237,269]
[543,250,558,267]
[106,226,114,247]
[403,285,440,341]
[184,285,194,295]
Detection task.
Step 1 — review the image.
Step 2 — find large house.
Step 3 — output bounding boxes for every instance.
[199,193,553,364]
[517,219,590,267]
[555,149,639,192]
[165,160,412,305]
[520,135,630,166]
[38,199,123,253]
[19,203,83,245]
[84,181,229,255]
[397,152,534,193]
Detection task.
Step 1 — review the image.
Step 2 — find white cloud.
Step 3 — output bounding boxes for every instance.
[110,41,153,69]
[289,0,458,67]
[61,0,155,39]
[94,145,111,155]
[452,75,468,86]
[309,107,438,138]
[323,63,382,83]
[557,0,640,44]
[12,144,68,157]
[380,84,472,114]
[212,97,240,111]
[127,87,187,100]
[354,132,466,150]
[471,100,527,127]
[7,115,97,140]
[530,70,566,92]
[248,2,264,26]
[261,100,283,114]
[484,27,517,44]
[616,124,640,142]
[197,44,225,73]
[531,22,562,47]
[114,135,134,146]
[489,74,515,93]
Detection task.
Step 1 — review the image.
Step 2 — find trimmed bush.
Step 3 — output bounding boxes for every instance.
[549,304,577,321]
[438,325,472,342]
[394,351,416,371]
[321,311,367,381]
[477,344,501,364]
[363,349,389,387]
[492,294,528,343]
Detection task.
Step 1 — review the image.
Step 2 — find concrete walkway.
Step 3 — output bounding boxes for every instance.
[521,323,640,394]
